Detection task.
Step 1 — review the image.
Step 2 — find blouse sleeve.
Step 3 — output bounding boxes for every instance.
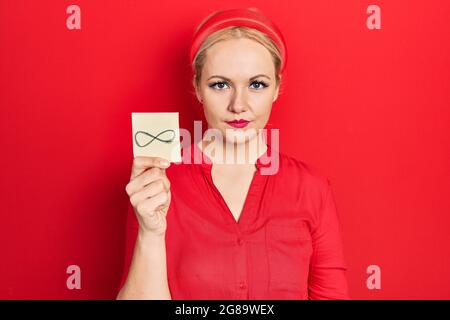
[117,203,139,294]
[308,179,350,300]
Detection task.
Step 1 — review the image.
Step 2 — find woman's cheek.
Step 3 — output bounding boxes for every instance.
[253,100,272,118]
[204,106,224,128]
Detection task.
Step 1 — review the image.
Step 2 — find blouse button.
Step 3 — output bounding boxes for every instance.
[239,281,247,289]
[237,238,244,246]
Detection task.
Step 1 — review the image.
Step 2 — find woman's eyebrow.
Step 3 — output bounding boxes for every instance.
[250,74,271,80]
[207,74,271,81]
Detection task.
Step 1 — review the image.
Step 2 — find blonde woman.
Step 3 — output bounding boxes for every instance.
[117,7,350,300]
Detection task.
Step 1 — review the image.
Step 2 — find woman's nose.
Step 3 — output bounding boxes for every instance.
[228,89,248,113]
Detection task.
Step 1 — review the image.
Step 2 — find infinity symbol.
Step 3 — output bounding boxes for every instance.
[134,129,176,147]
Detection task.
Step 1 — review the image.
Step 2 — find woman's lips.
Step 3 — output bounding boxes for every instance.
[225,119,250,128]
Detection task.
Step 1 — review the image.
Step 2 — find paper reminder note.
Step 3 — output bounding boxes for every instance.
[132,112,181,163]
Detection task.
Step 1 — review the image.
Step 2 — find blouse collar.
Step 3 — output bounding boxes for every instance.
[187,141,275,171]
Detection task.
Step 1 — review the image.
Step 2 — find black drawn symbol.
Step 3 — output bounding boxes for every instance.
[134,129,176,148]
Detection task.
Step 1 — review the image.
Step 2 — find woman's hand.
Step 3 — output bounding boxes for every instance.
[125,157,171,237]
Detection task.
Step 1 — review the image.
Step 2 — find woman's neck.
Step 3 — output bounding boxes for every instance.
[197,133,267,166]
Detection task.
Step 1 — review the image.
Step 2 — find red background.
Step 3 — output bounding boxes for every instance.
[1,0,449,299]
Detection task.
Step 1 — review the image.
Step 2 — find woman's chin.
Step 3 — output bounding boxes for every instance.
[224,129,258,145]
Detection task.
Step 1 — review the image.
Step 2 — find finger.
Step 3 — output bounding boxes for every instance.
[129,179,166,207]
[130,156,170,180]
[127,167,164,196]
[159,191,171,218]
[142,175,170,192]
[137,191,169,216]
[159,176,170,191]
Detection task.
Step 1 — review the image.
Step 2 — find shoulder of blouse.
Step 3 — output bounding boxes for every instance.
[278,151,331,188]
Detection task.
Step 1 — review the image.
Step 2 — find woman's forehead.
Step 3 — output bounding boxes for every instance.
[203,38,275,77]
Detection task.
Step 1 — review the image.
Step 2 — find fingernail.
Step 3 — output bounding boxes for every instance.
[160,159,170,167]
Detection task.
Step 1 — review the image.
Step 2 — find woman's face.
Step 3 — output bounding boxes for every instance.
[195,37,280,145]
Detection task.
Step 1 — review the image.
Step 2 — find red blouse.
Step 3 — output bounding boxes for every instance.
[119,142,350,300]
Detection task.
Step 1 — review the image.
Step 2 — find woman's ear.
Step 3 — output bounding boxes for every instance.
[273,79,281,102]
[272,85,280,102]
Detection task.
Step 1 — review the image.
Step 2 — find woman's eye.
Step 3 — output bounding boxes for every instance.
[250,81,268,89]
[209,80,268,90]
[209,81,229,90]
